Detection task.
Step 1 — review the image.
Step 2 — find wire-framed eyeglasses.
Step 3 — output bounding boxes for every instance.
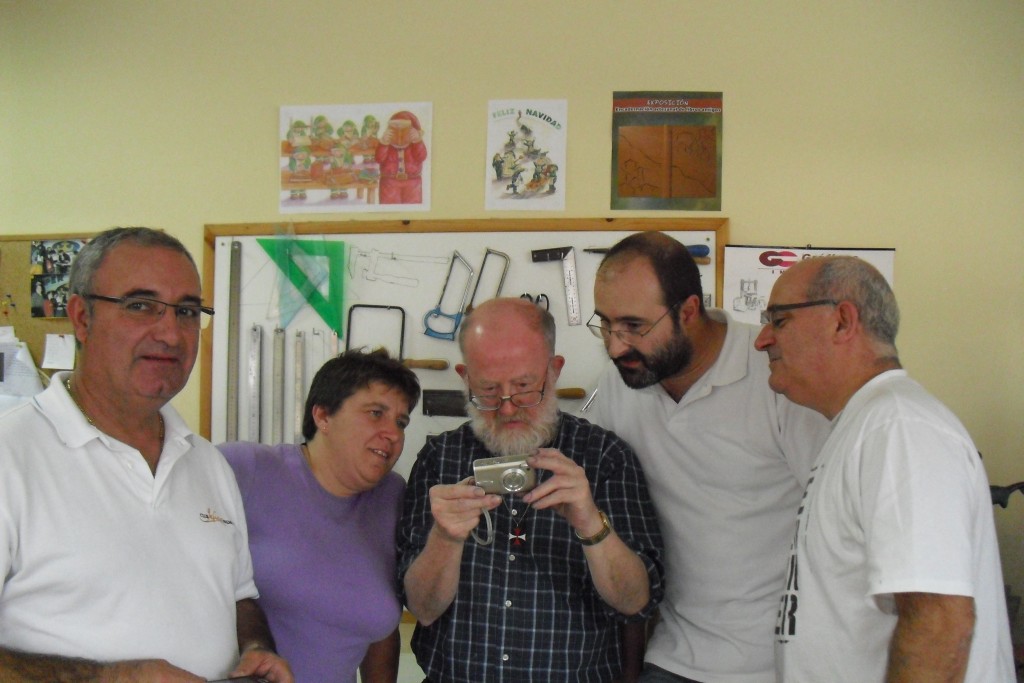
[84,294,215,328]
[586,304,679,345]
[760,299,838,326]
[468,379,547,411]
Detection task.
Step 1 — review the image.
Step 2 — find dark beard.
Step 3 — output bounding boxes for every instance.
[613,333,694,389]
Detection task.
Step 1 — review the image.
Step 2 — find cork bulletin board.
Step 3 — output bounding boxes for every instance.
[0,234,90,379]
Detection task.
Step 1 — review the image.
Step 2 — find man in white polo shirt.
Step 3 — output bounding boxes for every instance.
[0,227,292,682]
[589,232,831,683]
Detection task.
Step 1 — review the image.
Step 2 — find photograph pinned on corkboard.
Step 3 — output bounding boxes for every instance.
[29,239,86,319]
[611,91,723,211]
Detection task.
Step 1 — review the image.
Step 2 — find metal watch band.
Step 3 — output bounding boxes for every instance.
[575,510,612,546]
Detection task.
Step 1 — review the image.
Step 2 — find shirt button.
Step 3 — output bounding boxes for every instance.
[502,654,509,662]
[504,600,512,607]
[509,554,516,562]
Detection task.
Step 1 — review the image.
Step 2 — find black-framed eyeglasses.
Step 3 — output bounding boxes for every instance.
[760,299,838,326]
[84,294,215,328]
[586,303,679,345]
[468,379,547,411]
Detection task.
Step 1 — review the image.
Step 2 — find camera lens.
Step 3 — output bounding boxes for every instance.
[501,468,528,492]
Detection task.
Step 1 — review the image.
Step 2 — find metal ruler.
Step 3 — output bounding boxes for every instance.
[225,241,241,441]
[271,327,285,444]
[310,329,326,374]
[293,331,305,442]
[247,324,262,442]
[531,246,581,325]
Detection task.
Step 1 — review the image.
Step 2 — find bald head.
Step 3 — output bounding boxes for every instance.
[458,297,556,357]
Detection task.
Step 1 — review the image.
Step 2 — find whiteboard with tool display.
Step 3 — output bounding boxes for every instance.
[206,220,725,480]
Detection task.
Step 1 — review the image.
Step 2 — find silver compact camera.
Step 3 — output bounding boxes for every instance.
[473,454,537,494]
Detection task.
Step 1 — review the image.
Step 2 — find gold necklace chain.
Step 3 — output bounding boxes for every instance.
[65,376,165,443]
[65,377,94,425]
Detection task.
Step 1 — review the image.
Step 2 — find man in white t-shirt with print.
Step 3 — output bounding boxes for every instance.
[755,255,1013,681]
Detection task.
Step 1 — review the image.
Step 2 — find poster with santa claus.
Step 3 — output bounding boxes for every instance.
[279,102,432,213]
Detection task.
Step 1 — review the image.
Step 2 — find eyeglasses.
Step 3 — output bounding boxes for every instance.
[84,294,215,328]
[468,379,547,411]
[760,299,838,326]
[586,304,679,345]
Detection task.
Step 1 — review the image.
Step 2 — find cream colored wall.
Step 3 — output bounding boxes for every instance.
[4,1,1023,586]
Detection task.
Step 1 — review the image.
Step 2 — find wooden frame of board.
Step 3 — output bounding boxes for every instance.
[201,217,728,437]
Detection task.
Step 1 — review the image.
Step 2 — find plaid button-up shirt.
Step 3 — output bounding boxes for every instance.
[398,413,665,683]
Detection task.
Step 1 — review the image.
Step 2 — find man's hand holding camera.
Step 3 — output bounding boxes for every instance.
[521,448,604,539]
[524,449,651,616]
[428,476,502,544]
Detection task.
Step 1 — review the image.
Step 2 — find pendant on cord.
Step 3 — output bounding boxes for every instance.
[506,500,530,546]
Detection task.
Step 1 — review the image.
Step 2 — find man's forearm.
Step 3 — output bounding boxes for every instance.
[0,647,106,682]
[0,648,200,683]
[887,592,974,683]
[403,527,466,625]
[583,531,651,615]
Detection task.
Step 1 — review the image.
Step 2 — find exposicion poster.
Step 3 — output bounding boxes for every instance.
[611,91,722,211]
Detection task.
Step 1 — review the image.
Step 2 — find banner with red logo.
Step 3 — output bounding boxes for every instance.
[723,246,895,326]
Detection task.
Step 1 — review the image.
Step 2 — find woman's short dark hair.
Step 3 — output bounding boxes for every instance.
[301,348,421,441]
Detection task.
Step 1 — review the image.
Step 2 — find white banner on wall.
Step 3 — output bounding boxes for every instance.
[723,245,895,326]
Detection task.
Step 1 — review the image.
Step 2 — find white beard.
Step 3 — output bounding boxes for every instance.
[468,392,560,457]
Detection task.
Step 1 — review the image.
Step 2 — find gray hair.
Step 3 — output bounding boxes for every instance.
[69,227,196,299]
[806,256,900,351]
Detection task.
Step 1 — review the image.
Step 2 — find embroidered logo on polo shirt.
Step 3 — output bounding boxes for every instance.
[199,508,235,525]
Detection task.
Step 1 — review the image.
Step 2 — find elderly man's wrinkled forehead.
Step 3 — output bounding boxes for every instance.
[459,298,554,353]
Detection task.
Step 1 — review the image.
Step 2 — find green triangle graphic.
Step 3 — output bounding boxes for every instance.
[257,237,345,336]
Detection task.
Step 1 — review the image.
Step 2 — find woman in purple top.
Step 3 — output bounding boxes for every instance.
[220,349,421,683]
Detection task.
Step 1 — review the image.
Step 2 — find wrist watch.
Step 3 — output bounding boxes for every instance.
[575,510,612,546]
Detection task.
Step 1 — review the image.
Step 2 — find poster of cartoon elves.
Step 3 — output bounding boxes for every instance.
[485,100,567,211]
[280,102,432,213]
[611,91,723,211]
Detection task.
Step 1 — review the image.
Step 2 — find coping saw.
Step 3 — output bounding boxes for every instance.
[424,251,474,341]
[347,303,448,369]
